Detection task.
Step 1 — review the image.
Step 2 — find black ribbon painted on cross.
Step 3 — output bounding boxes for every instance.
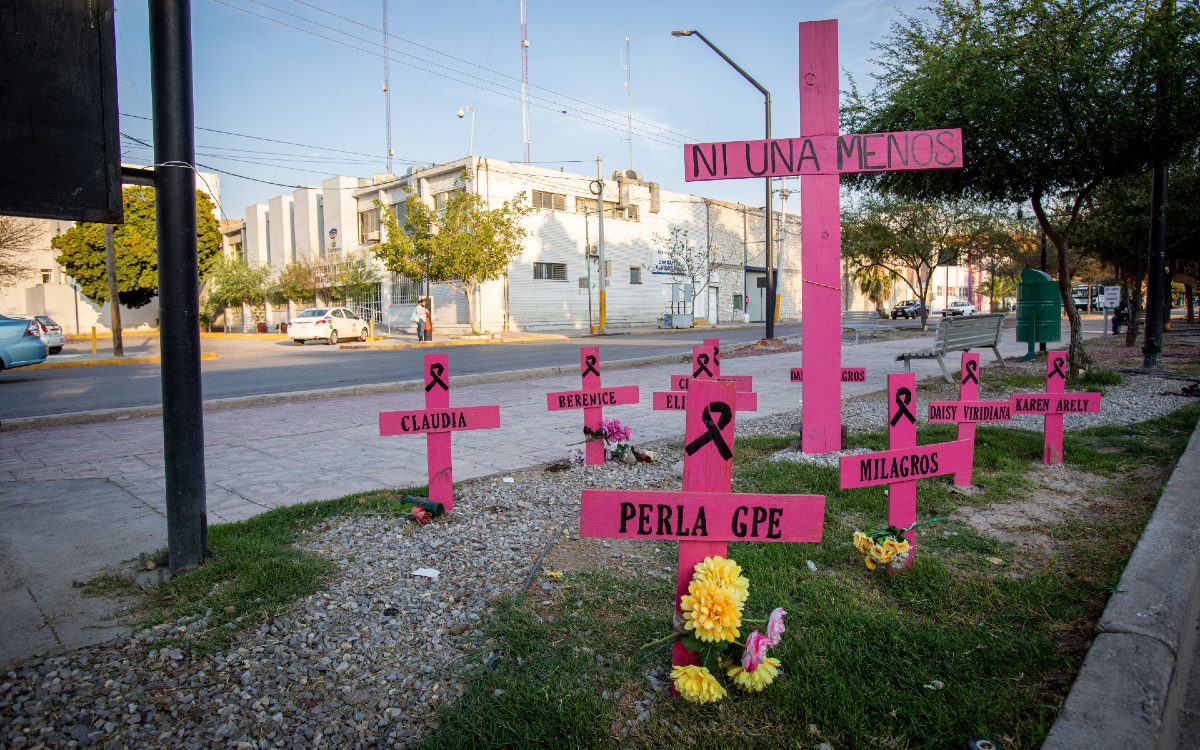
[582,354,600,378]
[712,346,720,368]
[693,353,714,378]
[425,362,449,392]
[890,387,916,427]
[962,359,979,385]
[1049,357,1067,382]
[684,401,733,460]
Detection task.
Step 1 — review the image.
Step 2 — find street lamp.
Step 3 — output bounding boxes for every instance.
[456,106,476,157]
[672,29,775,339]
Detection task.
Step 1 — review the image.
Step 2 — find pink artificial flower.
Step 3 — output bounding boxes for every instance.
[601,418,632,444]
[741,631,769,673]
[766,607,787,647]
[410,506,433,525]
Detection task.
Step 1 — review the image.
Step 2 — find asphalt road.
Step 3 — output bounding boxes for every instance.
[0,324,817,419]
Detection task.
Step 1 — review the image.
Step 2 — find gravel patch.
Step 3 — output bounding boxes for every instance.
[1,361,1191,749]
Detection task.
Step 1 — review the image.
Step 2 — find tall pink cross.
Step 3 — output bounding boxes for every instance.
[580,378,825,670]
[926,352,1014,486]
[545,347,640,465]
[378,354,502,512]
[683,20,964,454]
[1012,351,1101,464]
[839,372,971,566]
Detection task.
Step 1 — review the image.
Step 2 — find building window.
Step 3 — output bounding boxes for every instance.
[733,293,743,311]
[433,189,463,211]
[533,262,567,281]
[629,266,642,284]
[230,241,244,261]
[358,208,381,244]
[40,269,52,284]
[390,273,421,304]
[532,190,566,211]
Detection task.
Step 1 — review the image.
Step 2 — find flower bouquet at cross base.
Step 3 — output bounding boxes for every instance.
[852,517,945,572]
[642,555,788,704]
[580,418,654,464]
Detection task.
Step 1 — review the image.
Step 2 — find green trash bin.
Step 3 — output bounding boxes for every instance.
[1016,269,1062,360]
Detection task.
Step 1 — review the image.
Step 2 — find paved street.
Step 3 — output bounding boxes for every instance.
[0,319,1108,665]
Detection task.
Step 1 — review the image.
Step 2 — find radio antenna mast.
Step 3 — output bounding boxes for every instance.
[623,36,633,171]
[520,0,530,163]
[382,0,394,173]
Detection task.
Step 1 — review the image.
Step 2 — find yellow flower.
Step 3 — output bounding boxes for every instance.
[895,539,911,555]
[680,580,743,643]
[692,556,749,603]
[865,555,877,570]
[726,657,781,692]
[671,664,726,704]
[853,531,873,554]
[883,538,900,553]
[869,544,887,561]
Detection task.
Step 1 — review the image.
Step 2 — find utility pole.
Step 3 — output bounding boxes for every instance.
[104,224,123,356]
[1143,164,1168,368]
[584,212,594,331]
[381,0,393,174]
[595,156,606,333]
[149,0,208,572]
[519,0,530,163]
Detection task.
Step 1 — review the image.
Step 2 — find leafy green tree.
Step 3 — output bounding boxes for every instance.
[849,262,896,317]
[375,173,532,332]
[51,186,220,308]
[327,252,381,306]
[270,258,322,307]
[848,0,1200,375]
[204,255,270,326]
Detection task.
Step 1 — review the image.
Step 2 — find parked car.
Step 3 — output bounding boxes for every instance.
[941,300,976,316]
[890,300,926,319]
[287,307,369,345]
[13,314,66,354]
[0,315,49,372]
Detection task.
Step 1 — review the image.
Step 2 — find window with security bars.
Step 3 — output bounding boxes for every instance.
[532,190,566,211]
[533,262,567,281]
[390,273,421,304]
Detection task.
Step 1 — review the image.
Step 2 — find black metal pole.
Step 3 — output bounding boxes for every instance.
[149,0,207,572]
[1143,163,1168,368]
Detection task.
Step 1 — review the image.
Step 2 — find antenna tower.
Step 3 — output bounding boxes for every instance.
[623,36,633,171]
[382,0,394,173]
[520,0,530,163]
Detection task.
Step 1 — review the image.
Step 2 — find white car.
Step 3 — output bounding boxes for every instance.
[13,314,66,354]
[287,307,369,345]
[941,300,976,316]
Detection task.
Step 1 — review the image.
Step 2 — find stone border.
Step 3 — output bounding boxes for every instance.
[1042,419,1200,750]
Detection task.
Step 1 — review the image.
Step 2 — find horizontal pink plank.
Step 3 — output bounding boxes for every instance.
[580,489,825,542]
[684,129,963,181]
[927,400,1014,423]
[379,405,501,436]
[790,368,866,383]
[546,385,640,411]
[653,391,758,412]
[839,439,971,489]
[670,374,754,392]
[1012,393,1102,415]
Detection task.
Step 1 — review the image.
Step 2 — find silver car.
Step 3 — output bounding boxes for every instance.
[14,314,66,354]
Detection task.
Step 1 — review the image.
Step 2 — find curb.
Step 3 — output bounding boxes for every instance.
[338,334,569,350]
[25,353,220,371]
[1042,419,1200,750]
[0,351,694,432]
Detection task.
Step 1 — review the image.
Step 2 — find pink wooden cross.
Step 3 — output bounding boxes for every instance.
[839,372,971,565]
[545,347,640,465]
[656,343,758,412]
[926,352,1014,486]
[581,378,825,669]
[682,20,964,454]
[1012,351,1101,465]
[378,354,501,512]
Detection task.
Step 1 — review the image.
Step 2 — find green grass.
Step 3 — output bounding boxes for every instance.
[78,487,422,653]
[422,404,1200,749]
[1074,368,1123,387]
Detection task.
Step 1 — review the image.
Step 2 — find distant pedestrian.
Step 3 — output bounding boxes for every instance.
[411,299,427,341]
[423,299,433,342]
[1112,300,1127,335]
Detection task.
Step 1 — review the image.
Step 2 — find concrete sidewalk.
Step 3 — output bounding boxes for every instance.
[0,320,1103,666]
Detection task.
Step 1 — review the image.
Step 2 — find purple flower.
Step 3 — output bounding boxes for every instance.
[601,418,632,444]
[766,607,787,647]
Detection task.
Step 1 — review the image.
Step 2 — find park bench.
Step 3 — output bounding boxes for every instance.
[896,313,1006,383]
[842,310,886,343]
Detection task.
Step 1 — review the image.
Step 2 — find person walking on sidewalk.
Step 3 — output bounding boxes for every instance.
[411,299,427,341]
[423,298,433,342]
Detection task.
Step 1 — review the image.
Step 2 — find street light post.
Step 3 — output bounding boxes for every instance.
[456,106,475,157]
[672,29,774,340]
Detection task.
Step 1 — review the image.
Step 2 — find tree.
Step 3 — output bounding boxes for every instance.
[0,215,43,290]
[51,186,221,308]
[270,258,322,307]
[327,252,380,306]
[841,194,980,330]
[652,227,731,315]
[204,255,270,327]
[374,173,531,332]
[849,262,896,316]
[848,0,1200,375]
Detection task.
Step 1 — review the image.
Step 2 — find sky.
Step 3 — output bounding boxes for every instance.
[112,0,931,220]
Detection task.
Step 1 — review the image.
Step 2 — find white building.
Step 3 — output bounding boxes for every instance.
[237,157,816,333]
